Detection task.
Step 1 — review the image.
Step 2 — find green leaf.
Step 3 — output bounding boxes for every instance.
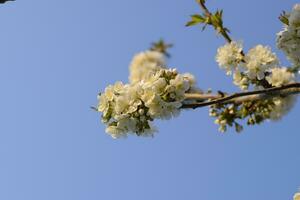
[201,24,208,31]
[150,39,173,57]
[186,20,200,27]
[191,14,205,21]
[279,11,289,25]
[185,14,205,27]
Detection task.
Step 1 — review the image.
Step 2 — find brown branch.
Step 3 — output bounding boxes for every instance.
[0,0,14,4]
[182,82,300,109]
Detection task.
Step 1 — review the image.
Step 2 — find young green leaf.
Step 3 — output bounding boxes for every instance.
[186,14,206,27]
[279,11,289,26]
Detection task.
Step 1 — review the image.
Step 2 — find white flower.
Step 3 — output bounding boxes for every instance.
[129,50,166,83]
[169,74,191,100]
[98,94,110,115]
[182,73,202,93]
[141,69,193,120]
[182,73,196,86]
[277,25,300,66]
[216,41,243,75]
[98,67,197,138]
[142,91,181,120]
[143,75,167,95]
[266,67,295,87]
[294,192,300,200]
[98,82,126,121]
[244,45,279,80]
[289,4,300,28]
[105,125,126,139]
[269,96,297,121]
[233,71,249,90]
[276,4,300,66]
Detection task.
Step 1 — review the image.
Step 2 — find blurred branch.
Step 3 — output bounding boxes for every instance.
[150,39,173,58]
[0,0,14,4]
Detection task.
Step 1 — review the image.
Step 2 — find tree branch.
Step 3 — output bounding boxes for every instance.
[0,0,14,4]
[182,82,300,109]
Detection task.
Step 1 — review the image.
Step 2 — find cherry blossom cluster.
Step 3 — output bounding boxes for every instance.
[96,3,300,137]
[97,50,198,138]
[213,40,297,131]
[277,4,300,68]
[211,4,300,132]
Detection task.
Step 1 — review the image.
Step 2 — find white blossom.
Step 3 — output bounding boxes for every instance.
[289,4,300,28]
[244,45,279,80]
[269,96,297,121]
[141,69,192,120]
[294,192,300,200]
[266,67,295,87]
[97,82,125,122]
[98,68,196,138]
[215,41,243,75]
[276,4,300,66]
[277,27,300,66]
[129,50,166,83]
[214,118,227,132]
[233,71,249,90]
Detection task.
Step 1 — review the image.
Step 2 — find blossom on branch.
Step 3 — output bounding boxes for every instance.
[266,67,295,87]
[98,51,197,138]
[96,2,300,138]
[277,4,300,68]
[216,41,243,75]
[244,45,279,80]
[129,50,166,83]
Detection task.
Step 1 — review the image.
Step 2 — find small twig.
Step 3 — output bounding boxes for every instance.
[0,0,14,4]
[182,82,300,109]
[197,0,232,43]
[196,0,245,57]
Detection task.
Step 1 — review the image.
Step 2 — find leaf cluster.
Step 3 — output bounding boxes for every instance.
[150,39,173,58]
[186,9,230,35]
[279,11,289,26]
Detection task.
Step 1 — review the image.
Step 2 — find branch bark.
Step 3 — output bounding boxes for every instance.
[0,0,14,4]
[182,82,300,109]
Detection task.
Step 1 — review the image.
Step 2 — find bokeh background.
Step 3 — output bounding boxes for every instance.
[0,0,299,199]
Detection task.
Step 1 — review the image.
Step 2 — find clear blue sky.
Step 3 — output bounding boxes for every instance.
[0,0,299,200]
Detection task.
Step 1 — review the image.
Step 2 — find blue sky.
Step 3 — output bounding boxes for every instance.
[0,0,299,200]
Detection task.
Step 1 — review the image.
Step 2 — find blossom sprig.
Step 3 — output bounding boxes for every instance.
[216,42,280,89]
[185,1,299,133]
[97,46,199,138]
[96,2,300,137]
[277,4,300,72]
[212,41,297,131]
[186,0,232,43]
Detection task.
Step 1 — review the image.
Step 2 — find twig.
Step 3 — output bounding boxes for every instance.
[0,0,14,4]
[182,82,300,109]
[197,0,232,43]
[196,0,245,57]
